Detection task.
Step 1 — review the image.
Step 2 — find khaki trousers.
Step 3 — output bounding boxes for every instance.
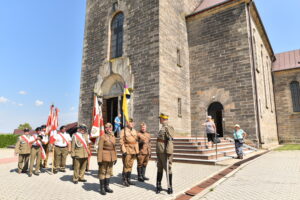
[98,162,113,180]
[41,144,49,167]
[18,154,30,172]
[157,153,173,174]
[73,158,88,181]
[29,147,41,174]
[137,154,150,168]
[122,154,136,173]
[54,146,68,170]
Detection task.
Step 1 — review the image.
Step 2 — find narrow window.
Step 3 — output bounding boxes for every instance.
[261,48,268,109]
[177,49,182,67]
[290,81,300,112]
[266,57,273,112]
[111,12,124,58]
[253,37,259,73]
[178,98,182,117]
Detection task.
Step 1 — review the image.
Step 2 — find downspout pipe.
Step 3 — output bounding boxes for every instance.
[246,1,263,147]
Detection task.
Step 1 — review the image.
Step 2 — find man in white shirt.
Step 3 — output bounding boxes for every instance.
[53,126,71,173]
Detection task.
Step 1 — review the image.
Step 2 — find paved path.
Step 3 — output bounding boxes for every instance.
[193,151,300,200]
[0,149,224,200]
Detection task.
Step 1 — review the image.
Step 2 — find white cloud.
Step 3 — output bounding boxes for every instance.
[0,96,9,103]
[18,91,27,95]
[35,100,44,106]
[18,103,24,107]
[70,106,75,111]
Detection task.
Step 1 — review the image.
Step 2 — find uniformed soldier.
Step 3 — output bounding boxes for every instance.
[29,127,44,177]
[71,124,91,184]
[137,122,151,182]
[15,128,34,174]
[97,123,117,195]
[120,118,139,186]
[156,113,174,194]
[53,126,71,173]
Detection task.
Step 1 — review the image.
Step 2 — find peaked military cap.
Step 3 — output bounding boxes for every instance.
[159,113,169,119]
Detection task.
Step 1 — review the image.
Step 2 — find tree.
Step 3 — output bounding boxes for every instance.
[18,123,32,130]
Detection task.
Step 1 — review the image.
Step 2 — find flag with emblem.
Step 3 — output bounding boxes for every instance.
[91,95,105,138]
[122,85,130,122]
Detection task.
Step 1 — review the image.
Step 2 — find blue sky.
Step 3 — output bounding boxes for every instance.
[0,0,299,133]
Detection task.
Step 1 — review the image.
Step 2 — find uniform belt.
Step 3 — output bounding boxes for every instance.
[125,142,137,145]
[32,145,39,149]
[157,139,166,143]
[103,148,114,151]
[55,145,67,148]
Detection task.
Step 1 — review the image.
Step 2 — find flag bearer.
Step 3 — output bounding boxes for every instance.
[53,126,71,173]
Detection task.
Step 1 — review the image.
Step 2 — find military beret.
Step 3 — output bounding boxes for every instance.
[40,125,46,129]
[35,127,41,132]
[23,128,30,132]
[78,124,87,130]
[128,118,134,122]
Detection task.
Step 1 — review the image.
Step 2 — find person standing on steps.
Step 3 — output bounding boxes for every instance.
[202,116,216,148]
[156,113,174,195]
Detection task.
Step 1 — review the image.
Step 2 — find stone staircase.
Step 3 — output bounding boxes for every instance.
[92,137,256,165]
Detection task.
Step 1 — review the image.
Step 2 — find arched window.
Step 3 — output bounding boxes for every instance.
[290,81,300,112]
[111,12,124,58]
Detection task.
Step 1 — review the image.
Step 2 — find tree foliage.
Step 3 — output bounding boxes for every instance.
[18,123,32,130]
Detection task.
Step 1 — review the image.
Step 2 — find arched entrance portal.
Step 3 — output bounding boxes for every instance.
[100,74,125,127]
[207,102,224,137]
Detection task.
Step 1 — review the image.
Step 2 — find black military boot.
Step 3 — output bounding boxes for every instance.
[137,167,144,182]
[122,172,129,187]
[142,166,149,181]
[127,172,135,185]
[156,172,163,194]
[104,178,113,193]
[99,179,106,195]
[167,174,173,194]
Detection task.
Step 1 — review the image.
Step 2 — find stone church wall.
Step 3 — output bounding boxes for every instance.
[187,3,258,141]
[274,69,300,143]
[250,16,278,147]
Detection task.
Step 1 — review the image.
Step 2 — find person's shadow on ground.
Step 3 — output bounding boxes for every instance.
[60,175,73,183]
[113,173,156,191]
[82,182,99,193]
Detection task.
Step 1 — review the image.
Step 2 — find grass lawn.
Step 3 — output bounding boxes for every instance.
[275,144,300,151]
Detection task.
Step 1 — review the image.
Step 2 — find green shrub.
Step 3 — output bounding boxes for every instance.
[0,134,19,148]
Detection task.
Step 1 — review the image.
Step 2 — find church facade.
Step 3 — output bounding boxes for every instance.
[79,0,280,148]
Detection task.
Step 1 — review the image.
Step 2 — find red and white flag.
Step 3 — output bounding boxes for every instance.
[90,95,104,138]
[46,105,55,135]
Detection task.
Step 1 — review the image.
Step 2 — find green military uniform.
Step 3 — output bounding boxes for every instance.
[156,113,175,194]
[71,130,90,183]
[15,134,33,173]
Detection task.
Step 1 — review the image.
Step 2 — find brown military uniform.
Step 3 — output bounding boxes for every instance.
[156,122,174,174]
[120,127,139,173]
[137,131,151,168]
[97,132,117,180]
[71,133,90,182]
[15,135,32,173]
[29,134,43,175]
